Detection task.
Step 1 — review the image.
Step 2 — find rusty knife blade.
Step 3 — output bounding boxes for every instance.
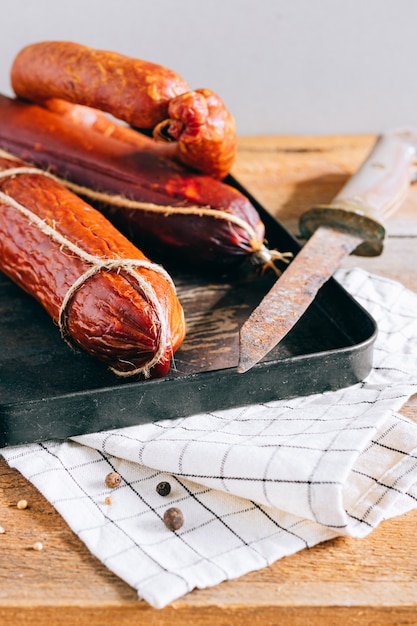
[237,225,363,373]
[237,129,417,373]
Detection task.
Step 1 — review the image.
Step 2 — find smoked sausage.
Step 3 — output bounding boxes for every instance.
[0,150,186,378]
[0,95,290,273]
[11,41,237,179]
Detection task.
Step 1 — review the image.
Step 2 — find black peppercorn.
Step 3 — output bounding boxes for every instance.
[105,471,121,488]
[156,481,171,496]
[163,507,184,531]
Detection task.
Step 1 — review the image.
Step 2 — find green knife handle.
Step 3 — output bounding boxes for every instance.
[299,129,417,256]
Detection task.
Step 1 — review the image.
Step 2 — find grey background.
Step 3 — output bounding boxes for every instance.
[1,0,415,135]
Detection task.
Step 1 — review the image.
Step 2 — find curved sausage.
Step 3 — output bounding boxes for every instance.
[11,40,189,128]
[11,41,236,178]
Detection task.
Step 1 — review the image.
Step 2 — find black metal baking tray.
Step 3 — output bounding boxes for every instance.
[0,176,377,447]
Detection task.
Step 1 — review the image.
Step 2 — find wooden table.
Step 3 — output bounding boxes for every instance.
[1,135,417,625]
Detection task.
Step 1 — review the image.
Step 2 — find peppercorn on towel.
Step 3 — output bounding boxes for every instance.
[2,268,417,609]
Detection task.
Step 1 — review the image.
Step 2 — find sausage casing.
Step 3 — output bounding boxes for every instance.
[0,95,281,272]
[11,40,190,128]
[11,41,237,178]
[0,152,186,378]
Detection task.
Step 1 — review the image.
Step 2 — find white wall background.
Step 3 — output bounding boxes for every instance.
[1,0,416,135]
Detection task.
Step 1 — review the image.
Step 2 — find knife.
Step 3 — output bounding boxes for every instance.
[238,129,417,373]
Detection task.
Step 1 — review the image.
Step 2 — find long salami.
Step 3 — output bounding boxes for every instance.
[0,151,186,378]
[0,95,290,273]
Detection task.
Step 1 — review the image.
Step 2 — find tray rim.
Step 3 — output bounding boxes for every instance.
[0,176,378,446]
[0,325,377,446]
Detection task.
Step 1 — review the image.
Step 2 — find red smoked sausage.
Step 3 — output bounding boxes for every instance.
[11,41,237,179]
[11,40,190,128]
[0,151,186,378]
[0,95,290,273]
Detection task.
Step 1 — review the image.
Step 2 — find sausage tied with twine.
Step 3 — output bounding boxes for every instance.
[0,151,186,378]
[0,94,291,274]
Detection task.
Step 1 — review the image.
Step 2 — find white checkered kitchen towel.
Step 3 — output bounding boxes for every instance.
[2,267,417,608]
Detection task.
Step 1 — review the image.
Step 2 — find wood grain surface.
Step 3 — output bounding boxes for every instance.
[1,134,417,625]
